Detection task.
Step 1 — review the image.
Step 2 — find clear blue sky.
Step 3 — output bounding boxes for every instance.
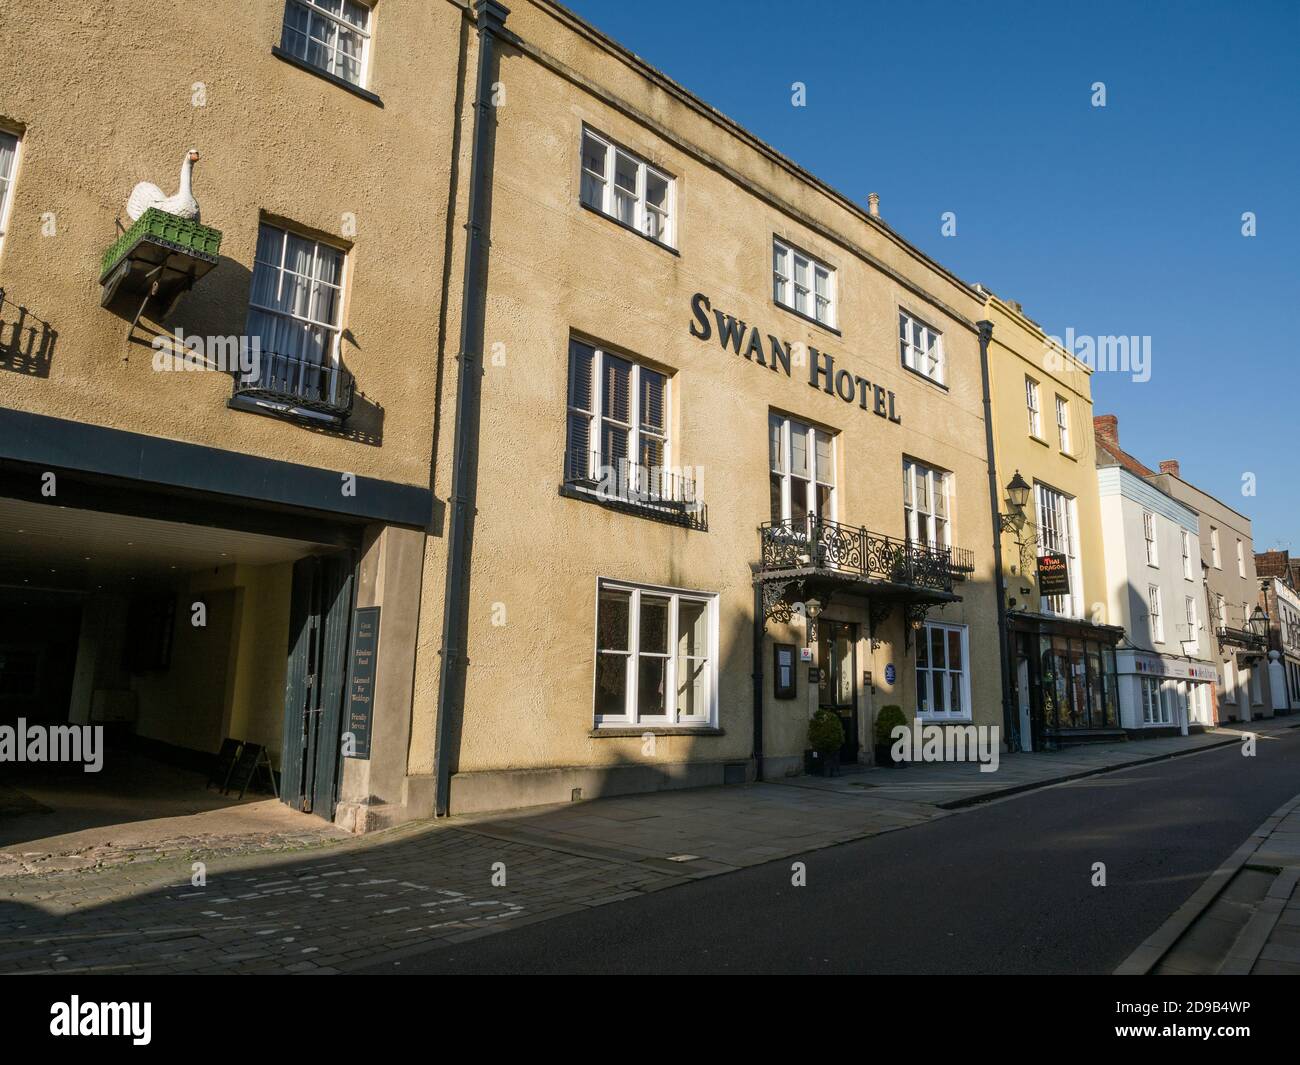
[563,0,1300,549]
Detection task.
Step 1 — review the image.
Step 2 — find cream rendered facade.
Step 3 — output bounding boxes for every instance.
[2,0,1007,826]
[0,0,456,827]
[425,0,1003,812]
[983,295,1122,749]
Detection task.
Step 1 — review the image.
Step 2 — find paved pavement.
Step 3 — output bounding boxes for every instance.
[1127,787,1300,976]
[0,722,1286,974]
[366,724,1300,974]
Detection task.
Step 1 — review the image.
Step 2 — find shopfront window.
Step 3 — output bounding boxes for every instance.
[1039,634,1119,731]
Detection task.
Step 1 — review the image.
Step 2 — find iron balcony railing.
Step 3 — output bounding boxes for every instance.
[758,516,962,593]
[564,451,707,531]
[1217,625,1267,653]
[233,350,355,421]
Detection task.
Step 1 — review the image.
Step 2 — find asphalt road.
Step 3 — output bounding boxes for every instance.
[365,727,1300,974]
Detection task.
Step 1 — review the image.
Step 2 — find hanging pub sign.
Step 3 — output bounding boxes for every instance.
[688,293,901,425]
[1036,552,1071,597]
[345,606,381,759]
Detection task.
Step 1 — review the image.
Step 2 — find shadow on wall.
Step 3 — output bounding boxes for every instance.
[0,293,57,378]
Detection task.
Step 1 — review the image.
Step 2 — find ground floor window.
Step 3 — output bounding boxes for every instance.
[1040,635,1119,730]
[1141,677,1166,724]
[916,622,969,720]
[593,579,717,727]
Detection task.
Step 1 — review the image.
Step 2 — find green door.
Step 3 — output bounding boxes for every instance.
[281,552,355,818]
[817,620,859,762]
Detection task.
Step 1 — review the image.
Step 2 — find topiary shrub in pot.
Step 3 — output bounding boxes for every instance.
[873,704,908,768]
[807,708,845,777]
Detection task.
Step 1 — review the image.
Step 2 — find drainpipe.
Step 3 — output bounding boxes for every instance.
[752,584,765,780]
[434,0,510,817]
[977,318,1018,753]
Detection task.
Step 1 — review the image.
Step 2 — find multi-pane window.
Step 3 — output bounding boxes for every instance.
[903,459,952,549]
[900,310,944,384]
[769,414,834,527]
[1143,511,1158,566]
[594,581,715,726]
[0,130,19,256]
[1237,539,1245,577]
[773,239,835,327]
[1181,530,1193,580]
[1055,395,1071,454]
[1141,677,1168,724]
[1184,596,1199,651]
[1025,376,1042,437]
[916,622,969,720]
[1036,483,1080,617]
[580,128,674,245]
[1149,584,1164,643]
[566,339,669,497]
[245,223,347,401]
[1210,527,1221,568]
[280,0,371,87]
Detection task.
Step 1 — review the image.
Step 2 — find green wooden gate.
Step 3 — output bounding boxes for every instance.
[281,552,355,818]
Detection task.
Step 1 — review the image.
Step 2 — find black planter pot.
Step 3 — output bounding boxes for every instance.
[806,749,840,777]
[874,742,906,768]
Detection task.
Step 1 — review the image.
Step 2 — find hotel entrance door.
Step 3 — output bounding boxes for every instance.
[818,620,859,763]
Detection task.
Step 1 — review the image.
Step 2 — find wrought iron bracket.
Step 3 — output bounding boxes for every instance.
[760,579,798,629]
[868,600,893,651]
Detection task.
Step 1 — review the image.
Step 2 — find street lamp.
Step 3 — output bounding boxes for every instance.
[1248,605,1269,639]
[997,471,1037,573]
[1006,470,1032,511]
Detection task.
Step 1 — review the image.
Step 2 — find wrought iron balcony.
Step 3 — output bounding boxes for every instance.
[1217,625,1267,653]
[562,452,707,531]
[233,350,354,422]
[758,517,962,594]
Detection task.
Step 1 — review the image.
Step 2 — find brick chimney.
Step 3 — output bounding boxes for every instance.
[867,192,880,218]
[1094,414,1119,451]
[1159,459,1180,478]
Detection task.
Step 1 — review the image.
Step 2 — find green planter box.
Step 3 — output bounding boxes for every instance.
[100,208,223,281]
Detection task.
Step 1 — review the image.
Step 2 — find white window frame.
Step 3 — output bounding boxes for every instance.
[1025,376,1042,437]
[1142,510,1158,566]
[565,339,671,500]
[903,459,952,550]
[0,128,20,258]
[1236,539,1246,578]
[915,621,971,722]
[769,413,835,528]
[592,578,718,728]
[580,127,675,247]
[1184,595,1199,652]
[1035,482,1082,618]
[900,309,945,385]
[280,0,373,88]
[1181,529,1193,580]
[1055,394,1071,454]
[244,222,348,408]
[1216,593,1227,629]
[1210,527,1221,568]
[1149,584,1164,644]
[773,238,835,327]
[1141,677,1164,724]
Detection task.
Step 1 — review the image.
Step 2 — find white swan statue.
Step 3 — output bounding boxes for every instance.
[126,149,201,222]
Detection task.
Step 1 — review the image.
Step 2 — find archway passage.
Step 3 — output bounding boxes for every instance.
[0,492,354,848]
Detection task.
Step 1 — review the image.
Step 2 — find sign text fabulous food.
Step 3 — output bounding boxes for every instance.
[689,293,901,424]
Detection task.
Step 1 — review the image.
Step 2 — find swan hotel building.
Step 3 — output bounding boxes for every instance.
[0,0,1008,825]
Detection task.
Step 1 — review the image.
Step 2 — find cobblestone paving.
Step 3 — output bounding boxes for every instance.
[0,822,687,974]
